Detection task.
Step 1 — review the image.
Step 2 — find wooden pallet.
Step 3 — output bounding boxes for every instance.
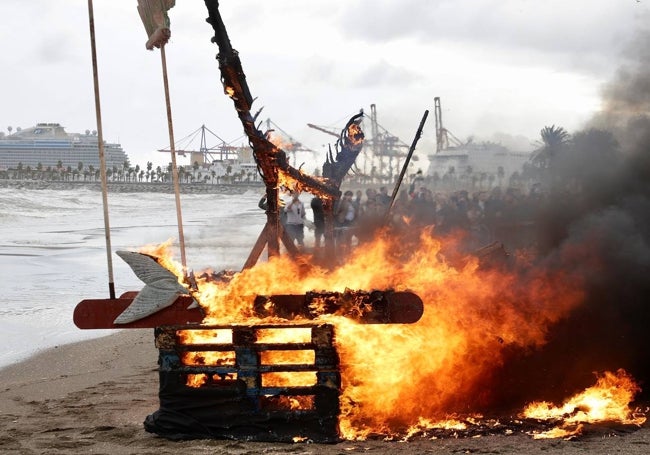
[145,323,341,443]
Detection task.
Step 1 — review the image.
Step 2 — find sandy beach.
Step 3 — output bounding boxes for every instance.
[0,330,647,455]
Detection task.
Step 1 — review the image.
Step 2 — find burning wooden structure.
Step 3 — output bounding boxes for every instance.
[74,0,425,443]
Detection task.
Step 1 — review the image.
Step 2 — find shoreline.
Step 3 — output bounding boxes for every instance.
[0,179,264,194]
[1,330,649,454]
[0,178,381,195]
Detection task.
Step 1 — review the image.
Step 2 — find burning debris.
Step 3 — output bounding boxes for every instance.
[522,369,646,440]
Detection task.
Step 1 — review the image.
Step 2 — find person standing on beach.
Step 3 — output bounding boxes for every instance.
[334,190,357,254]
[310,195,325,248]
[285,191,306,247]
[259,193,287,226]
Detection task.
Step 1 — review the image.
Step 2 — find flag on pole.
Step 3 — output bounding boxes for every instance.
[137,0,176,50]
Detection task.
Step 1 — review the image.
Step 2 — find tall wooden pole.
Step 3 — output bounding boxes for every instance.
[159,44,188,274]
[87,0,115,299]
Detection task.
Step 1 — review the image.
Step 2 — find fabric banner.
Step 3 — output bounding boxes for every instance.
[137,0,176,49]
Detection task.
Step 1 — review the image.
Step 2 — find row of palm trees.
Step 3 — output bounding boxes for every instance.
[3,125,614,189]
[0,159,260,184]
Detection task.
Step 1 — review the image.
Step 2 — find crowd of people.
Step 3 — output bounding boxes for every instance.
[262,182,548,256]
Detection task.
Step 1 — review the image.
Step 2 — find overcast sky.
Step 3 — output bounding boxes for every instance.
[1,1,648,170]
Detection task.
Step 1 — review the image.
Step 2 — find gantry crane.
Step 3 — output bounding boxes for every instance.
[434,97,463,153]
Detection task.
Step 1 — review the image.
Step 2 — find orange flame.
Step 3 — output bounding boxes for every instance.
[267,131,294,151]
[137,239,185,279]
[346,122,364,147]
[523,369,645,439]
[186,374,207,388]
[146,225,593,439]
[276,169,332,199]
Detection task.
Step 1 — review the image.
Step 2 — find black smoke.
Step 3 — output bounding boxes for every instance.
[489,30,650,409]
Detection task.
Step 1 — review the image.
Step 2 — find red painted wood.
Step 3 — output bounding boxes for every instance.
[73,294,204,329]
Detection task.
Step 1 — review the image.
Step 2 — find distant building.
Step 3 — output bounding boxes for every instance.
[0,123,129,171]
[426,142,531,186]
[207,159,259,182]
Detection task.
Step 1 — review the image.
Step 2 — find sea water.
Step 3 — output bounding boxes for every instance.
[0,186,272,368]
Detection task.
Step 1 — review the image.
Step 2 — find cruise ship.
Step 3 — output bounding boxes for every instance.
[0,123,130,171]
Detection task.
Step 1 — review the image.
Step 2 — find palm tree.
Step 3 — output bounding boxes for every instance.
[531,125,570,170]
[123,160,130,182]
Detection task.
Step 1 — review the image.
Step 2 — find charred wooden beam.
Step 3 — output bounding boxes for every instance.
[204,0,365,267]
[253,290,424,324]
[203,0,340,198]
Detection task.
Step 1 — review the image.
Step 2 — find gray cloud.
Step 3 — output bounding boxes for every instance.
[352,59,423,88]
[339,0,644,76]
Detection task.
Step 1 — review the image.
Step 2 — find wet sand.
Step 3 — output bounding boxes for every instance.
[1,330,649,455]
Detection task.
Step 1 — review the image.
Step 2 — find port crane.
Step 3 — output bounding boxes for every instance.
[434,97,464,153]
